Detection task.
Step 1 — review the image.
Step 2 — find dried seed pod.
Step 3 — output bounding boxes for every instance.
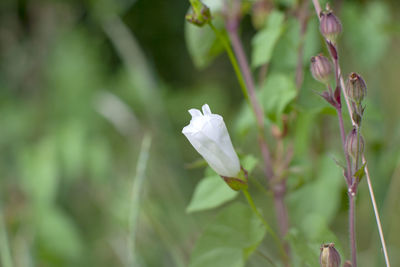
[346,72,367,104]
[310,54,333,84]
[320,243,341,267]
[345,128,365,160]
[320,8,342,44]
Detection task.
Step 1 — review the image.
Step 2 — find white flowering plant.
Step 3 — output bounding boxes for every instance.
[182,0,391,267]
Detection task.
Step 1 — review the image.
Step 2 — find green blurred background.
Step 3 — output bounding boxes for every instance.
[1,0,400,266]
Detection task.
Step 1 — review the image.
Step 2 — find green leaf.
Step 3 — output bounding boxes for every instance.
[287,215,343,267]
[186,175,238,213]
[36,207,83,260]
[18,137,59,205]
[354,162,367,182]
[241,154,259,174]
[252,11,285,68]
[270,18,299,71]
[189,202,266,267]
[260,72,297,123]
[286,229,319,267]
[287,154,342,224]
[234,103,256,137]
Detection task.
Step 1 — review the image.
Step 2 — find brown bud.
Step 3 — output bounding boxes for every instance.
[319,8,342,44]
[345,128,364,160]
[343,260,352,267]
[310,54,332,84]
[346,72,367,104]
[320,243,341,267]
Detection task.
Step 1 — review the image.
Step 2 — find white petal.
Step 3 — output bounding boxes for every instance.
[201,104,212,115]
[189,109,202,118]
[182,104,240,177]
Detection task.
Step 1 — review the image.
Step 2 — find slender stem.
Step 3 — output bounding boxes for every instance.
[243,189,288,263]
[295,0,309,90]
[349,195,357,267]
[256,250,279,267]
[362,155,391,267]
[312,0,322,15]
[225,17,290,261]
[228,29,265,130]
[208,22,249,102]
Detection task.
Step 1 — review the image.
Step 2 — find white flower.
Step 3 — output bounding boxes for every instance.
[182,104,240,178]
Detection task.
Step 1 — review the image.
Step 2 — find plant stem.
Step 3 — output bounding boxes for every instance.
[349,195,357,267]
[311,1,391,266]
[242,189,288,263]
[208,22,249,102]
[228,29,266,132]
[295,0,309,90]
[228,24,292,243]
[224,14,290,260]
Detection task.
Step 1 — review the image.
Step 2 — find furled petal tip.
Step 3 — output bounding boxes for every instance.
[182,104,240,178]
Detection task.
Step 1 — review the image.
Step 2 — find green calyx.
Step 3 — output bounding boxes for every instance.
[186,0,211,27]
[221,167,248,191]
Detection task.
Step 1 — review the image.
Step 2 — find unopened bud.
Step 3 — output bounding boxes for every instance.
[319,7,342,44]
[320,243,341,267]
[343,260,352,267]
[186,0,211,26]
[311,54,333,84]
[346,72,367,104]
[345,128,364,160]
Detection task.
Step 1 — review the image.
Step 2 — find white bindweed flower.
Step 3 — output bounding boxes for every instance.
[182,104,241,178]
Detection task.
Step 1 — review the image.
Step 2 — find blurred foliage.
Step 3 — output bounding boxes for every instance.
[0,0,400,266]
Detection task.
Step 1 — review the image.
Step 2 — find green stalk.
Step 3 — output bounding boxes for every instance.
[208,22,249,102]
[242,189,288,263]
